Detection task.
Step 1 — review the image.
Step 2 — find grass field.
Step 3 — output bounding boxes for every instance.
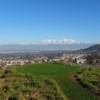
[0,74,67,100]
[77,67,100,96]
[8,64,99,100]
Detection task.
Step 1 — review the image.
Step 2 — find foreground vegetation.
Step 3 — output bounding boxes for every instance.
[0,64,100,100]
[76,67,100,96]
[0,69,66,100]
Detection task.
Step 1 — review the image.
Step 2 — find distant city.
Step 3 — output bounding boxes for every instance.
[0,44,99,67]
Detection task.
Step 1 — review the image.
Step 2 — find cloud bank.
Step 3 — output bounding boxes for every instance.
[18,39,80,45]
[41,39,80,44]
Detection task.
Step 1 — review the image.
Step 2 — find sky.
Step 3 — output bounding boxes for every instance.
[0,0,100,44]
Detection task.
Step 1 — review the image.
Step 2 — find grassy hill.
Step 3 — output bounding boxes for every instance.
[5,64,99,100]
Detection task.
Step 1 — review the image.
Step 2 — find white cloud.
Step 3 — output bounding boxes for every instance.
[14,38,80,45]
[40,39,80,44]
[15,38,81,45]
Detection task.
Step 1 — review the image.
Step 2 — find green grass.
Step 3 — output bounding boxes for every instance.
[0,74,67,100]
[9,64,99,100]
[12,64,67,75]
[79,67,100,94]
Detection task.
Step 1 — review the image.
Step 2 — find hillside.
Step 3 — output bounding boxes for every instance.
[75,44,100,54]
[6,64,99,100]
[84,44,100,54]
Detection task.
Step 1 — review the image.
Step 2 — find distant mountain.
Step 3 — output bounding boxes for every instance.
[76,44,100,54]
[83,44,100,54]
[0,44,91,53]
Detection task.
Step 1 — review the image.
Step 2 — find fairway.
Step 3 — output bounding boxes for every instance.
[9,64,99,100]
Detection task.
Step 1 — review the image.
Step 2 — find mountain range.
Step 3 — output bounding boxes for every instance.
[0,44,99,54]
[0,44,92,53]
[82,44,100,54]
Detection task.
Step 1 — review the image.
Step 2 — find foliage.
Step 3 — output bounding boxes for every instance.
[6,64,99,100]
[77,67,100,97]
[0,67,66,100]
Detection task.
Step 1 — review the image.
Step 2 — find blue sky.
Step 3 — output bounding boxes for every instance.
[0,0,100,44]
